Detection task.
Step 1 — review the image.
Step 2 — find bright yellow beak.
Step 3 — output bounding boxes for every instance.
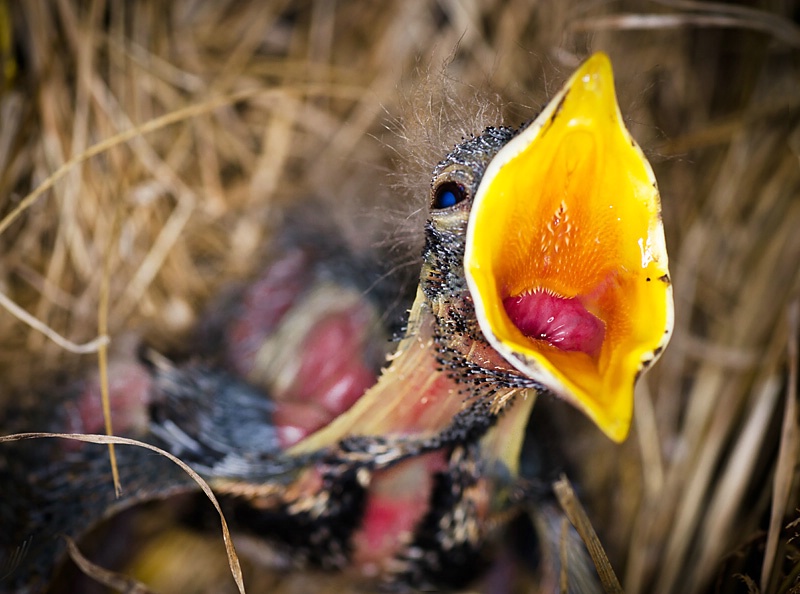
[465,53,673,442]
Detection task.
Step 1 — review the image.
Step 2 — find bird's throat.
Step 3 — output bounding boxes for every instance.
[288,289,509,453]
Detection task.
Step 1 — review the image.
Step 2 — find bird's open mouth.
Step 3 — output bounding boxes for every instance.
[465,53,673,442]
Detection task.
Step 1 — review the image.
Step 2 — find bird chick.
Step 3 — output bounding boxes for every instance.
[0,53,672,593]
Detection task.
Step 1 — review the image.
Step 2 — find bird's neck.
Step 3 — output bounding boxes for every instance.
[288,287,536,476]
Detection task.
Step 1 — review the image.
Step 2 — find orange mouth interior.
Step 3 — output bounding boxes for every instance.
[465,53,672,442]
[485,125,657,383]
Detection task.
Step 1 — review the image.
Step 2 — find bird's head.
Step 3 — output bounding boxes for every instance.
[420,53,673,443]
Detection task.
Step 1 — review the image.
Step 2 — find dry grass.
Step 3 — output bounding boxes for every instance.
[1,0,799,592]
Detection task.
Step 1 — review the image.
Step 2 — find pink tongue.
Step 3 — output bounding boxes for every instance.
[502,291,605,356]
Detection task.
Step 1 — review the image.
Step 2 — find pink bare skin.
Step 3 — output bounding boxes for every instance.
[63,361,153,448]
[225,249,310,377]
[69,249,381,451]
[69,311,378,451]
[503,290,605,357]
[274,302,380,448]
[351,451,449,574]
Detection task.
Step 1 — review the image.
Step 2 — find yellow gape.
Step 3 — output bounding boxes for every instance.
[465,53,673,442]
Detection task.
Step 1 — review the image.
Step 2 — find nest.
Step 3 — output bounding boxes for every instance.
[1,1,799,592]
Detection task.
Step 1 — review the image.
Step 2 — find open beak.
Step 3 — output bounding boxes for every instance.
[465,53,673,442]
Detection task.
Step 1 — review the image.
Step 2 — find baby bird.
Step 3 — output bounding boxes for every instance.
[0,53,672,593]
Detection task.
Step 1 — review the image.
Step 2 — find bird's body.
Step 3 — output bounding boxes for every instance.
[0,53,671,593]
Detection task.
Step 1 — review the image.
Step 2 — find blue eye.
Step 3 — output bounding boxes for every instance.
[439,190,457,207]
[432,181,467,209]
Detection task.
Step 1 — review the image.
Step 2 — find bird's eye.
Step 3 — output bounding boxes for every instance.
[432,181,467,209]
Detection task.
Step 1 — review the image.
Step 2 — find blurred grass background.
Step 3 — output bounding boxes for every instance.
[0,0,799,592]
